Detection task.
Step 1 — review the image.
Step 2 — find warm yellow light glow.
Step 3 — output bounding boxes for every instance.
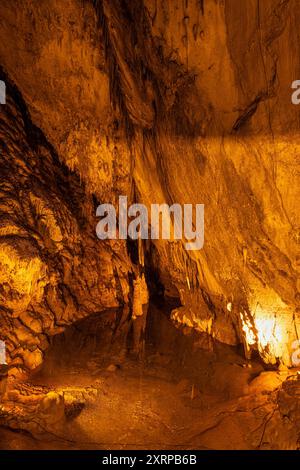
[240,311,256,345]
[241,312,284,351]
[255,317,283,349]
[240,297,291,365]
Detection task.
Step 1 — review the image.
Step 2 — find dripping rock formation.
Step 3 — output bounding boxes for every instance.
[0,0,299,451]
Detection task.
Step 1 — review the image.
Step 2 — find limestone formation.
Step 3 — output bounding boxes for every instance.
[0,0,299,451]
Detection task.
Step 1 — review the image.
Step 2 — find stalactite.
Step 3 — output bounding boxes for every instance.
[199,0,204,15]
[92,0,134,140]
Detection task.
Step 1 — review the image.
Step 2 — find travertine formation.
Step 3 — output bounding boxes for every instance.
[0,0,299,374]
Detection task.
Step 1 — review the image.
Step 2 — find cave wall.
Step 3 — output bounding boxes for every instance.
[0,71,131,377]
[0,0,299,371]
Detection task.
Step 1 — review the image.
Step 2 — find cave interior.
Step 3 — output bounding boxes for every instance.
[0,0,300,451]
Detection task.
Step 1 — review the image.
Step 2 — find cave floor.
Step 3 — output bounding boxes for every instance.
[0,305,299,450]
[0,356,294,450]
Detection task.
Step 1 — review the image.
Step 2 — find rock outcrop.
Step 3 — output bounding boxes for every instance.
[0,71,131,377]
[0,0,299,371]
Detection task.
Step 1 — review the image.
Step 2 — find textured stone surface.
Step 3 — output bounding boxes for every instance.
[0,0,299,371]
[0,73,131,377]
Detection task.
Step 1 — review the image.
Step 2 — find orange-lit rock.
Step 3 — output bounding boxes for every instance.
[0,0,298,381]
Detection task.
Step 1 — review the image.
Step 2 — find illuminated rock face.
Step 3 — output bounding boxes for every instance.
[0,75,132,377]
[0,0,299,371]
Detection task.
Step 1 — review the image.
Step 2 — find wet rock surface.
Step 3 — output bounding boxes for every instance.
[0,0,298,368]
[0,0,299,450]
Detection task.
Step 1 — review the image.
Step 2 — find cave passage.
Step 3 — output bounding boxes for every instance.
[0,299,274,450]
[0,297,295,450]
[0,0,300,451]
